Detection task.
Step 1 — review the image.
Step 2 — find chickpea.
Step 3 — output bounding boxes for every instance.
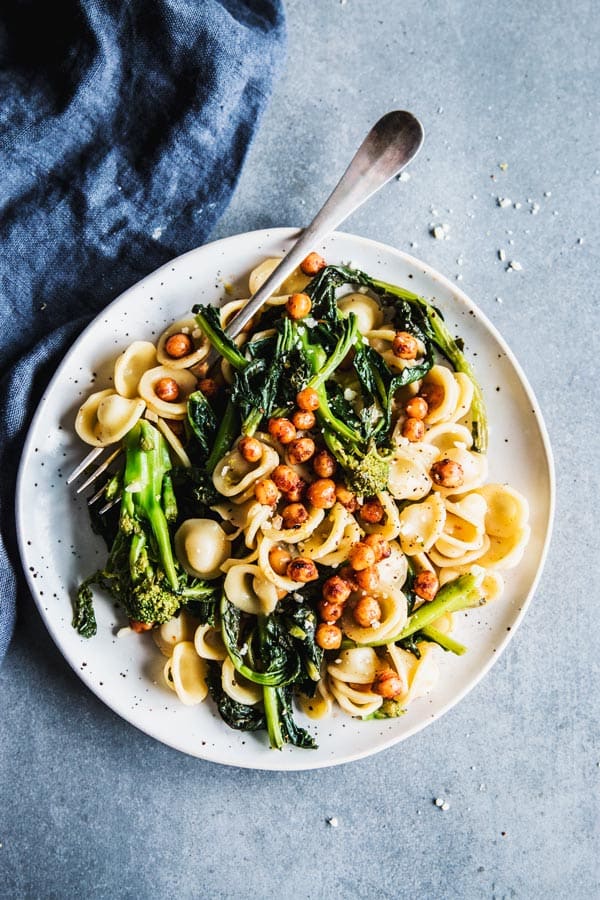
[155,377,180,402]
[238,436,263,463]
[130,619,153,632]
[300,251,327,276]
[312,449,337,478]
[402,417,425,442]
[363,533,391,562]
[296,387,320,411]
[338,566,359,592]
[430,458,465,489]
[372,668,404,699]
[354,566,380,592]
[392,331,419,359]
[335,484,358,512]
[317,598,344,623]
[287,557,319,583]
[164,332,193,358]
[272,465,301,494]
[286,292,312,320]
[268,546,292,576]
[315,622,342,650]
[413,570,439,602]
[405,395,428,420]
[268,417,296,445]
[307,478,337,509]
[419,382,444,411]
[254,478,279,506]
[352,595,382,628]
[348,541,376,571]
[322,575,352,605]
[360,497,385,524]
[198,377,219,400]
[281,503,309,529]
[287,437,316,466]
[283,479,307,502]
[292,409,316,431]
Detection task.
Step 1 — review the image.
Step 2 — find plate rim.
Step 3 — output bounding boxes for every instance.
[15,227,556,770]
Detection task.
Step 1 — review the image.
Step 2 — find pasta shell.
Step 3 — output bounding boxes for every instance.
[169,641,208,705]
[113,341,157,398]
[399,492,446,555]
[138,365,197,419]
[337,292,384,332]
[174,519,231,579]
[156,319,210,369]
[221,657,262,706]
[248,257,310,296]
[75,389,146,447]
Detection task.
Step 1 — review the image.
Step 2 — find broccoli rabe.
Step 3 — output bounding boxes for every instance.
[74,420,183,635]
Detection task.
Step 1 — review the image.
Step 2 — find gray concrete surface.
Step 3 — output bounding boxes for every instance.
[2,0,599,897]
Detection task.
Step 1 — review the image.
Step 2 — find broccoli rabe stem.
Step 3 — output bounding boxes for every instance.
[205,399,238,471]
[122,422,179,591]
[420,625,467,656]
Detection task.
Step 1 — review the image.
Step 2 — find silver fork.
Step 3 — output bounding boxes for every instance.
[67,110,424,507]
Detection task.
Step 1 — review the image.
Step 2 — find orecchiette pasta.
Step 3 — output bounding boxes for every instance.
[72,255,532,752]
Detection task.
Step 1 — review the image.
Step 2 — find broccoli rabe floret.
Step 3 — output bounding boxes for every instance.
[324,437,390,497]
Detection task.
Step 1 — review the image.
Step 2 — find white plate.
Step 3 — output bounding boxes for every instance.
[16,228,554,770]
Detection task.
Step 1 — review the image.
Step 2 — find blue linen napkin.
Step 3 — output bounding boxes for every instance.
[0,0,286,663]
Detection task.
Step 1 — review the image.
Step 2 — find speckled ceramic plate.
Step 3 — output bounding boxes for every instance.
[16,228,554,770]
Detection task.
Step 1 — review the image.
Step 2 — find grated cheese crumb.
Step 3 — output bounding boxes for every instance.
[327,817,339,827]
[497,197,512,208]
[498,249,506,261]
[507,260,523,271]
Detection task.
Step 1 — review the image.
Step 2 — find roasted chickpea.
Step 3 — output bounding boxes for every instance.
[312,449,337,478]
[392,331,419,359]
[165,332,193,359]
[155,377,180,402]
[348,541,376,571]
[254,478,279,506]
[272,465,301,494]
[354,566,380,592]
[360,497,385,524]
[286,292,312,320]
[287,557,319,583]
[430,458,465,489]
[268,546,292,576]
[130,619,153,633]
[339,566,359,592]
[268,416,296,445]
[419,382,444,411]
[322,575,352,605]
[307,478,337,509]
[405,395,428,420]
[198,377,219,400]
[402,417,425,442]
[283,479,307,502]
[317,598,344,623]
[287,437,316,466]
[296,387,320,411]
[315,622,342,650]
[413,570,439,602]
[281,502,309,529]
[335,484,358,512]
[300,251,327,275]
[362,533,391,562]
[292,409,316,431]
[238,436,263,463]
[352,595,382,628]
[372,668,404,699]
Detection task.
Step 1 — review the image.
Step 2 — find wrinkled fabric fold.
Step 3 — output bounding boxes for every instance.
[0,0,286,663]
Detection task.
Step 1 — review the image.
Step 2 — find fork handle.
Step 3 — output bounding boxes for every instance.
[222,110,424,340]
